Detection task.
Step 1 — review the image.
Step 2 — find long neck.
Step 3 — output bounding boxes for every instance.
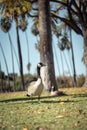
[37,66,41,78]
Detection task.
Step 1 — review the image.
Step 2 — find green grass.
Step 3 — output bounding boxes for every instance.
[0,88,87,130]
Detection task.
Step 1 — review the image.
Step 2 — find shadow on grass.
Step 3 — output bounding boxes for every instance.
[30,99,77,104]
[0,92,87,104]
[72,93,87,98]
[0,92,66,103]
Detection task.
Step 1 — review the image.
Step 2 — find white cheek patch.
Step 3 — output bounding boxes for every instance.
[37,64,41,67]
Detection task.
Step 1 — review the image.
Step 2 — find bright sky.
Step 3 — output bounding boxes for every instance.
[0,19,86,77]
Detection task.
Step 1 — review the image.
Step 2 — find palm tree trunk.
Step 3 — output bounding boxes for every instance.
[60,51,65,77]
[25,31,30,74]
[63,51,72,76]
[0,62,3,92]
[38,0,57,91]
[83,28,87,87]
[70,29,77,87]
[0,42,10,91]
[1,74,4,92]
[16,23,25,91]
[53,41,61,76]
[8,32,15,91]
[11,42,20,71]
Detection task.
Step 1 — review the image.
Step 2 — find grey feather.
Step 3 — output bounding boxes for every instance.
[27,77,43,96]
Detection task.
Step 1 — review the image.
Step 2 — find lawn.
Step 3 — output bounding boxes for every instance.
[0,88,87,130]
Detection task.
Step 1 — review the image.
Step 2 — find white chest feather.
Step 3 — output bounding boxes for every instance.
[40,66,48,90]
[35,78,42,86]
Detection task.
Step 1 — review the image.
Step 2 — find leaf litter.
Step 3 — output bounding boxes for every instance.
[0,88,87,130]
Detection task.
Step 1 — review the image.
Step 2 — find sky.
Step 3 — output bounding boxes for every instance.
[0,19,86,77]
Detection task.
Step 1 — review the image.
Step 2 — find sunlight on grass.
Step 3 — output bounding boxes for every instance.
[0,88,87,130]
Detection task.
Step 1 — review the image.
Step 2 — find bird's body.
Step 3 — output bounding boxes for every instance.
[27,77,43,96]
[27,63,45,101]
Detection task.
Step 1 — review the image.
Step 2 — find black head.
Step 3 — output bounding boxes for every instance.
[37,62,46,77]
[37,62,45,68]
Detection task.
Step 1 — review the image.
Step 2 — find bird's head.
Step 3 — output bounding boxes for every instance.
[37,62,46,68]
[37,62,46,77]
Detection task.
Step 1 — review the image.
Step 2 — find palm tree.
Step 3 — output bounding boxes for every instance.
[13,2,31,90]
[27,62,31,73]
[8,32,15,91]
[0,16,12,91]
[60,23,77,87]
[15,17,25,91]
[58,40,66,77]
[25,31,31,74]
[58,31,77,86]
[0,42,10,91]
[19,16,31,74]
[50,0,87,87]
[52,41,61,76]
[0,62,4,92]
[0,0,31,91]
[63,51,72,77]
[0,15,18,91]
[11,42,20,71]
[69,28,77,87]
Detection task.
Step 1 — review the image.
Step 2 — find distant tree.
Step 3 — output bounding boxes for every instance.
[0,42,10,91]
[57,31,75,87]
[14,16,25,91]
[0,63,4,92]
[27,62,31,73]
[58,37,66,77]
[8,32,16,91]
[69,28,77,87]
[19,16,31,74]
[50,0,87,87]
[0,14,16,91]
[0,0,31,90]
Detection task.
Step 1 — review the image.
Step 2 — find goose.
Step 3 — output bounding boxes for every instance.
[27,62,45,102]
